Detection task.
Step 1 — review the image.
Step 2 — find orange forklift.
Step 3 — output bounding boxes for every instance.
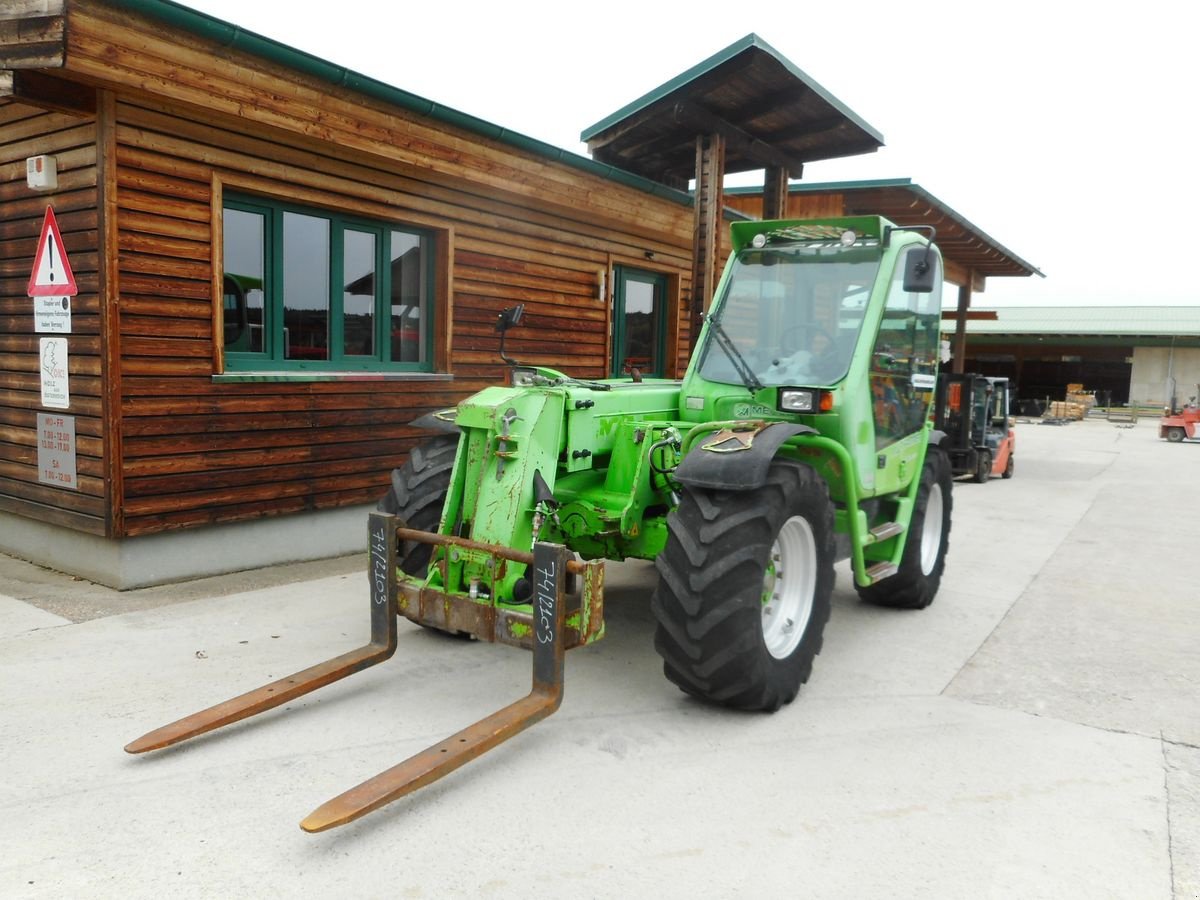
[935,373,1015,482]
[1160,387,1200,442]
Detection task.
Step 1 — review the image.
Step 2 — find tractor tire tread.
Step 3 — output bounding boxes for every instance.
[651,461,834,712]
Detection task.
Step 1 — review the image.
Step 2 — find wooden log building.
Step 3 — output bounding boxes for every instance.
[1,3,1033,588]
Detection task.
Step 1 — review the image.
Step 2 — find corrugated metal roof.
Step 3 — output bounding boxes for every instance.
[962,306,1200,336]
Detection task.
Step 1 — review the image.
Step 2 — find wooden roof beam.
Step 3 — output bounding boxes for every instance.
[0,69,95,115]
[734,84,812,123]
[672,101,806,175]
[0,2,65,69]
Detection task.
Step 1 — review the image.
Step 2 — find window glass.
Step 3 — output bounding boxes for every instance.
[869,247,943,448]
[619,275,661,375]
[343,229,376,357]
[390,230,426,364]
[221,197,433,371]
[699,244,881,387]
[282,212,330,361]
[222,208,266,353]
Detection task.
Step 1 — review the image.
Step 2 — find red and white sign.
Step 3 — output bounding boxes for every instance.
[28,207,78,334]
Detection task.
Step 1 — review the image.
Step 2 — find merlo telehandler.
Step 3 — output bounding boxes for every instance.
[127,216,954,831]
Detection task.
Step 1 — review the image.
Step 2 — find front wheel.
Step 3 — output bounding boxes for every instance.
[651,461,835,712]
[1166,427,1185,443]
[972,449,991,483]
[856,446,953,610]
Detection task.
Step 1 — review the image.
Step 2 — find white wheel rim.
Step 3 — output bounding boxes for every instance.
[920,483,944,575]
[761,515,817,660]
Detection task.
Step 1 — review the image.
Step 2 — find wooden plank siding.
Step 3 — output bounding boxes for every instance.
[0,99,107,533]
[106,94,692,535]
[2,0,705,541]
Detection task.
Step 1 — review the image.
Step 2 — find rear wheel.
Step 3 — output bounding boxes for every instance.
[651,461,835,712]
[1167,427,1185,443]
[1002,450,1015,479]
[856,446,953,610]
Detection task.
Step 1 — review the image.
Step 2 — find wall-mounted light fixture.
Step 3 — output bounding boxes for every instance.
[26,155,58,191]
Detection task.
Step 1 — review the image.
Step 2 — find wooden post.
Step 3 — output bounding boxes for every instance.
[763,165,789,220]
[952,278,973,374]
[690,132,725,349]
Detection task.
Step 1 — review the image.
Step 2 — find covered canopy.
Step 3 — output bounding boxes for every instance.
[581,34,884,189]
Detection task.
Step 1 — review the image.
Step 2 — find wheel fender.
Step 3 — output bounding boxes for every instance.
[410,408,460,433]
[675,422,817,491]
[928,429,948,448]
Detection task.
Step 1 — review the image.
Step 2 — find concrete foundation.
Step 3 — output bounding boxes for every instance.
[0,504,372,590]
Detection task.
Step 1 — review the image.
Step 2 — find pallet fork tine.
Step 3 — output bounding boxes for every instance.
[125,515,571,832]
[301,540,568,832]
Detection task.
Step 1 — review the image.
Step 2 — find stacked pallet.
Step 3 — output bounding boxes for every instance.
[1046,401,1089,420]
[1044,385,1094,420]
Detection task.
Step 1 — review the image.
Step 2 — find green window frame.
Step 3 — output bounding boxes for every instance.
[611,266,667,378]
[221,195,436,372]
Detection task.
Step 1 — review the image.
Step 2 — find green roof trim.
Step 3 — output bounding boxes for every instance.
[115,0,695,207]
[580,33,884,146]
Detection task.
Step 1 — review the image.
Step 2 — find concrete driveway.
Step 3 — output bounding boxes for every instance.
[1,416,1197,898]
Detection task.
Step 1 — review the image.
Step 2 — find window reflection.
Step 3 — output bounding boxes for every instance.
[343,230,376,356]
[283,212,330,361]
[222,208,265,352]
[390,230,425,363]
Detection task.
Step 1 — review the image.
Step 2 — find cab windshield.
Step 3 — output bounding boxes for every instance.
[698,242,883,387]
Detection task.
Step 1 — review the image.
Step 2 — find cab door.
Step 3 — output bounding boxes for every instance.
[868,246,942,492]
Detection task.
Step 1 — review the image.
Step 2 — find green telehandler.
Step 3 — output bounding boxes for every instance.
[127,216,953,831]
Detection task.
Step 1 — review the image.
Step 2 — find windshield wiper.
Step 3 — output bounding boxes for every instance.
[707,316,763,394]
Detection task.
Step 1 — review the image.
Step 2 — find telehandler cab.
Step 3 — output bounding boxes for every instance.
[127,216,954,831]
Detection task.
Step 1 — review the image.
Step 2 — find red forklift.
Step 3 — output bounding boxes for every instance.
[1160,387,1200,442]
[935,373,1015,482]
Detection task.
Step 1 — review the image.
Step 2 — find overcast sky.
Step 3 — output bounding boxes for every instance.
[175,0,1198,308]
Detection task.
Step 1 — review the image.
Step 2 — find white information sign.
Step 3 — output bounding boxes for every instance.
[39,337,70,409]
[34,295,72,333]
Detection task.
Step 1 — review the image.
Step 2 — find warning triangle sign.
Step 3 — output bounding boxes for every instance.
[27,207,79,298]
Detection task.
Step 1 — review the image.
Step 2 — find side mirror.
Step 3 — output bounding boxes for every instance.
[495,304,525,366]
[902,246,937,294]
[496,304,525,333]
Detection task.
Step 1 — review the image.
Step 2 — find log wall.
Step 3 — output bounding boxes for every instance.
[4,1,700,538]
[0,99,107,534]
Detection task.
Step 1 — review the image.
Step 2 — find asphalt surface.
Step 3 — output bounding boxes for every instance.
[1,416,1197,898]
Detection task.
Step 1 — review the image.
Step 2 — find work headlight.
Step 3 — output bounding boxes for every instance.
[779,389,815,413]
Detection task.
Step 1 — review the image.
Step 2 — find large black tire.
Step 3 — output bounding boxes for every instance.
[856,446,953,610]
[377,434,458,581]
[972,449,991,483]
[651,461,835,712]
[1002,451,1014,479]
